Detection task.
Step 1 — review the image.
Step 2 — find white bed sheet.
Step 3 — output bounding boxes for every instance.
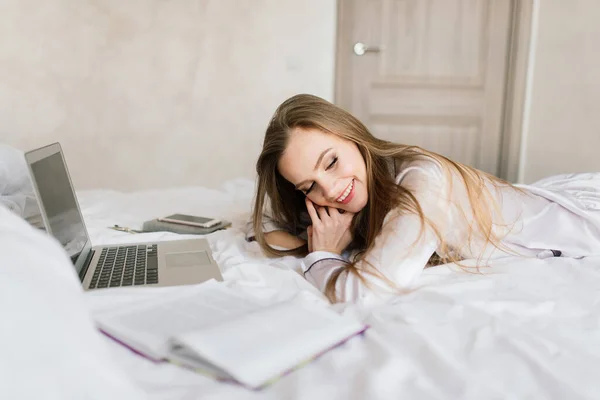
[80,179,600,400]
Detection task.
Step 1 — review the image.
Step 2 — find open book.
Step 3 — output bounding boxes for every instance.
[93,280,368,389]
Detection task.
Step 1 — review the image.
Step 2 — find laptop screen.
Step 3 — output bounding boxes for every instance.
[29,151,89,264]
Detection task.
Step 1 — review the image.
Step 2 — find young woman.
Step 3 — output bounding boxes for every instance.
[247,94,600,303]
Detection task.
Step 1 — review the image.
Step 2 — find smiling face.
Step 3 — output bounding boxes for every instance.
[277,127,368,213]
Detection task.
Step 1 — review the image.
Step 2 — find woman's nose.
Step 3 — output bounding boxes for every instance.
[319,179,339,202]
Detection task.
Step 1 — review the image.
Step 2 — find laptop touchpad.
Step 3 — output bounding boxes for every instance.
[166,251,210,268]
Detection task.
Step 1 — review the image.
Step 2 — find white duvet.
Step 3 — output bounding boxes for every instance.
[3,178,600,399]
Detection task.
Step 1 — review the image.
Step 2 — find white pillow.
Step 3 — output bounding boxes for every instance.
[0,205,145,400]
[0,144,39,218]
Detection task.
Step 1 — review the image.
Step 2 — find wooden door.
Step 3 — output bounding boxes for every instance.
[336,0,513,176]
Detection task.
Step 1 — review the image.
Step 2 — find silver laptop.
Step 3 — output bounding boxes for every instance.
[25,142,223,290]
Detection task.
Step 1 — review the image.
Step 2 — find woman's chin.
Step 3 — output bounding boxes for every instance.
[345,197,367,213]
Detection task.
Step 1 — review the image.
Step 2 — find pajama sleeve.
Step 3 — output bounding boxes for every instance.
[301,159,453,302]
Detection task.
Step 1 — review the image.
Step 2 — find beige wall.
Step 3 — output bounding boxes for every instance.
[4,0,598,190]
[0,0,336,191]
[520,0,600,183]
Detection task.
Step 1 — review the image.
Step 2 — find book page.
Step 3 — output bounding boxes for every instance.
[177,298,365,388]
[95,280,366,388]
[94,280,266,357]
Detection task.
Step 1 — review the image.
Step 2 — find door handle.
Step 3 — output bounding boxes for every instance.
[353,42,382,56]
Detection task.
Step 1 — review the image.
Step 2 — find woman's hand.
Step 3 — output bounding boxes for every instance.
[305,198,355,255]
[264,230,306,250]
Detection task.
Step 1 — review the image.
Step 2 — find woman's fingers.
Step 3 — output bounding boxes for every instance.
[316,205,330,221]
[307,200,355,227]
[305,198,320,224]
[333,207,354,225]
[303,205,355,255]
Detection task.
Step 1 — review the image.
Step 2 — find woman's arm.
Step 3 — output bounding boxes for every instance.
[245,205,307,249]
[301,159,452,302]
[264,230,306,249]
[302,210,440,302]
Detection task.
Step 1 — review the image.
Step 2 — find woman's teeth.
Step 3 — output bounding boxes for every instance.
[336,180,353,202]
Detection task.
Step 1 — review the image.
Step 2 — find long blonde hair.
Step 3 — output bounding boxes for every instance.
[253,94,515,302]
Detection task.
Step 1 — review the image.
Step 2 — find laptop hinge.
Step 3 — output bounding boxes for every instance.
[79,249,95,282]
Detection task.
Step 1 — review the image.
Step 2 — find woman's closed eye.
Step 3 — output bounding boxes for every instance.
[303,182,315,195]
[302,156,338,195]
[327,156,338,170]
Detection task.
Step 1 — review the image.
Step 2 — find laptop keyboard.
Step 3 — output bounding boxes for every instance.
[89,244,158,289]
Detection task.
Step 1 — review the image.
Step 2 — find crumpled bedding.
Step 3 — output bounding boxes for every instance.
[0,144,39,219]
[0,206,144,400]
[4,177,600,399]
